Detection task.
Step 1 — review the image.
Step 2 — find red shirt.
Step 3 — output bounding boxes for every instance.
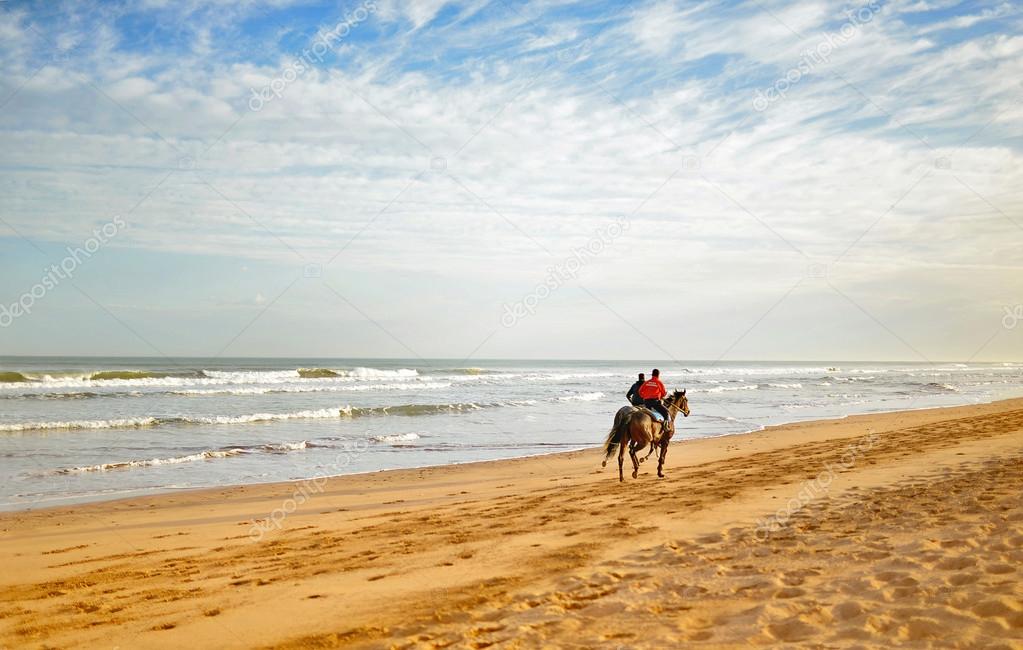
[637,377,666,400]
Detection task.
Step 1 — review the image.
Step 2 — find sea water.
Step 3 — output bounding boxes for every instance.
[1,357,1021,510]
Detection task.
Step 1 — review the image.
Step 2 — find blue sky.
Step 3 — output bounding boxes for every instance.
[0,0,1020,360]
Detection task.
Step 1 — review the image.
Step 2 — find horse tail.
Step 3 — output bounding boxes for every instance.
[602,413,630,464]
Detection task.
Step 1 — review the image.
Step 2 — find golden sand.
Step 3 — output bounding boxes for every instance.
[2,399,1022,648]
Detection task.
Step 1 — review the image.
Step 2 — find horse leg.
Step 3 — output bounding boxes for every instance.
[657,441,669,478]
[629,440,643,479]
[633,438,648,465]
[642,438,657,462]
[617,431,626,482]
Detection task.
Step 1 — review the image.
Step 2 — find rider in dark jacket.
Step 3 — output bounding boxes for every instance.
[626,373,645,406]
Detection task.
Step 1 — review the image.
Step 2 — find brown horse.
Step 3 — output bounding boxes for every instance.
[601,390,690,481]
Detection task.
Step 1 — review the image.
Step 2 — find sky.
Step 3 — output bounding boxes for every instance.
[0,0,1020,361]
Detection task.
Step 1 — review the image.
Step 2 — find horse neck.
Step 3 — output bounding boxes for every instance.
[666,400,679,421]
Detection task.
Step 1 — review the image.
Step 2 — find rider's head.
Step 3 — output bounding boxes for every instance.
[638,373,645,381]
[652,369,660,377]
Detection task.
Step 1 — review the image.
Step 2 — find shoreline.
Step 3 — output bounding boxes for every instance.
[7,389,1019,514]
[2,397,1022,648]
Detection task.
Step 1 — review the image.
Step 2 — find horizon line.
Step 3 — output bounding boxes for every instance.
[0,355,1018,364]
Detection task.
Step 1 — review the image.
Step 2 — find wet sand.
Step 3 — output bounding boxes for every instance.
[1,398,1022,648]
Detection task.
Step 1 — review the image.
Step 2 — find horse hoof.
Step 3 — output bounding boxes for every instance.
[657,473,665,479]
[632,471,638,479]
[601,461,607,468]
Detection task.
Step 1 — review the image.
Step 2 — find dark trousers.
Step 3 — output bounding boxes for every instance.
[643,398,669,422]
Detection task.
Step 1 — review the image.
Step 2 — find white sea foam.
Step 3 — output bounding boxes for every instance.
[371,433,421,443]
[183,408,347,425]
[172,381,450,396]
[555,391,606,402]
[521,372,618,381]
[0,367,421,391]
[0,399,537,433]
[343,367,419,379]
[0,417,159,432]
[704,384,759,393]
[0,410,343,432]
[200,370,305,382]
[57,448,247,473]
[666,366,833,377]
[262,441,312,451]
[54,441,312,473]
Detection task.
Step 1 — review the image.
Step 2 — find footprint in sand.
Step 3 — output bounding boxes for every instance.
[972,598,1017,619]
[935,556,976,571]
[773,587,805,599]
[947,572,980,586]
[830,601,863,621]
[765,618,818,642]
[899,617,946,641]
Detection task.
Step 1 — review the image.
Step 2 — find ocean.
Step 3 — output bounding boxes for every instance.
[1,357,1021,510]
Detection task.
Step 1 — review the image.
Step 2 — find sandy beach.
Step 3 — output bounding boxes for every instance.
[2,398,1022,648]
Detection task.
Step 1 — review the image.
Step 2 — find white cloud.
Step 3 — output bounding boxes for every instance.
[0,0,1021,358]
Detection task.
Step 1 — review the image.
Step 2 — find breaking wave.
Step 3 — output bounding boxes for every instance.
[0,400,533,433]
[0,417,159,432]
[53,441,315,474]
[297,368,340,378]
[88,370,180,381]
[171,381,451,397]
[555,391,606,402]
[371,433,421,444]
[704,384,759,393]
[0,366,420,389]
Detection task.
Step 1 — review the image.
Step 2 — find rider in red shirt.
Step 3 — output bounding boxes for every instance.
[638,368,670,427]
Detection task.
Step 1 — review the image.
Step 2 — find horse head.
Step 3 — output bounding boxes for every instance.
[670,388,690,417]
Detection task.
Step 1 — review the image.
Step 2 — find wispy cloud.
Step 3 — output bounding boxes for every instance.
[0,0,1020,359]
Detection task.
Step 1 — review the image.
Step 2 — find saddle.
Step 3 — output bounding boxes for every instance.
[637,407,665,423]
[635,407,672,436]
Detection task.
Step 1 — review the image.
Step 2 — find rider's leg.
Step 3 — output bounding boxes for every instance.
[655,402,670,432]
